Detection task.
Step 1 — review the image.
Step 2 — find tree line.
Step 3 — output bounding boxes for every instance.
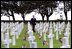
[1,1,71,21]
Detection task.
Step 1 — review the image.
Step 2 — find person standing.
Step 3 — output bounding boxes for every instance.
[30,15,36,32]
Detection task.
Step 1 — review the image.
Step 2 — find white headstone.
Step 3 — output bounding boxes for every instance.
[48,33,54,48]
[49,22,52,34]
[31,42,37,48]
[28,22,32,31]
[12,27,16,46]
[28,30,33,36]
[58,22,61,35]
[48,22,54,48]
[53,22,55,31]
[4,33,10,48]
[15,31,19,39]
[60,37,70,48]
[56,22,59,40]
[12,34,16,45]
[28,35,36,48]
[28,36,35,42]
[4,39,9,48]
[64,26,70,46]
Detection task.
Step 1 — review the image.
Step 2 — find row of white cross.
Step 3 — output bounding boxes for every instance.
[28,21,71,48]
[27,22,37,48]
[1,22,24,48]
[1,21,71,48]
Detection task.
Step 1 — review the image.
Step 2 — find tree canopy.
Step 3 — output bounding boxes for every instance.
[1,1,71,21]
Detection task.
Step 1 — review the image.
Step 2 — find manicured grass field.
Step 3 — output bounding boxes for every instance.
[1,23,71,48]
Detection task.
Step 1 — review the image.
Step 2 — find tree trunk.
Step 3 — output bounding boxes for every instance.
[42,16,44,21]
[9,16,10,35]
[9,16,10,21]
[46,14,48,21]
[46,14,52,21]
[64,11,67,20]
[11,10,15,21]
[22,14,25,23]
[63,1,67,20]
[41,13,44,21]
[46,7,53,21]
[46,14,51,21]
[47,15,49,21]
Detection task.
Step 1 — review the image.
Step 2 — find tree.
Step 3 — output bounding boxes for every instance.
[11,1,37,21]
[16,1,57,21]
[37,1,57,21]
[1,1,58,21]
[63,1,71,20]
[1,1,18,21]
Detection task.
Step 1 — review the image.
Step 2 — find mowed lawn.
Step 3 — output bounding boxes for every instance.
[1,23,71,48]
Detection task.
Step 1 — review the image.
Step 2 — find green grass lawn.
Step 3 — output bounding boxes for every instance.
[1,23,71,48]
